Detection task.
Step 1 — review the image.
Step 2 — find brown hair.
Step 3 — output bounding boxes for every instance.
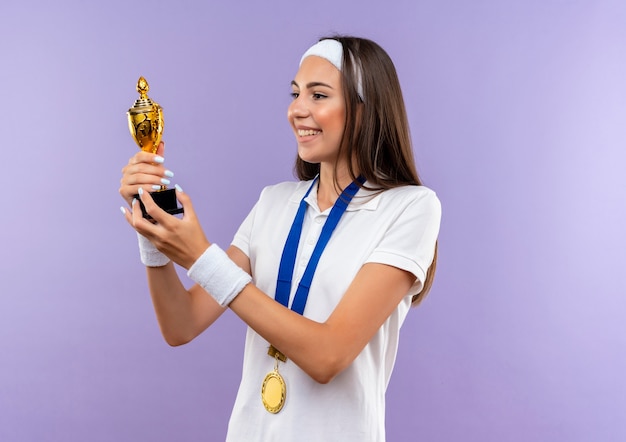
[294,35,438,305]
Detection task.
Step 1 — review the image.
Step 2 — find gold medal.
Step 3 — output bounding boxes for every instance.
[262,346,287,413]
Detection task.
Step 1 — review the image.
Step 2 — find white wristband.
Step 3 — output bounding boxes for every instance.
[137,233,170,267]
[187,244,252,307]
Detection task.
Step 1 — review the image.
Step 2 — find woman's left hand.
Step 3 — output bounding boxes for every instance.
[122,186,211,269]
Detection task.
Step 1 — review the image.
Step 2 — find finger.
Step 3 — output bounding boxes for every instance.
[119,176,165,206]
[156,141,165,157]
[124,158,167,178]
[130,194,159,235]
[120,204,134,226]
[121,145,170,182]
[125,150,162,167]
[174,185,197,221]
[120,198,150,231]
[122,170,171,189]
[120,160,173,201]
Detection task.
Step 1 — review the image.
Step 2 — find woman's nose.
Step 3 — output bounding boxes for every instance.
[288,96,309,119]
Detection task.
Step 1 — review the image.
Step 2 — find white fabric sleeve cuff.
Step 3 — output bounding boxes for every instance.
[137,233,170,267]
[187,244,252,307]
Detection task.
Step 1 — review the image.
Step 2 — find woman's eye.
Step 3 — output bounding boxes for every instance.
[312,93,327,100]
[290,92,299,99]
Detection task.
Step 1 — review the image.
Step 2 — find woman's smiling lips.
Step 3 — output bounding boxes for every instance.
[296,126,322,139]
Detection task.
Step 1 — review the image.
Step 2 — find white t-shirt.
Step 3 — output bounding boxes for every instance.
[226,179,441,442]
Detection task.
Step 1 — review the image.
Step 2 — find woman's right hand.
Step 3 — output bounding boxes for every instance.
[119,142,174,206]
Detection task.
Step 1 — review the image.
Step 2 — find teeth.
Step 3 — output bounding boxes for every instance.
[298,129,321,136]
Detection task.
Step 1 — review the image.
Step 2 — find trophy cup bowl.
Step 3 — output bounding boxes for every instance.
[127,77,183,218]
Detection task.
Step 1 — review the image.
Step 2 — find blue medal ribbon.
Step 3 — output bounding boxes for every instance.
[274,175,365,315]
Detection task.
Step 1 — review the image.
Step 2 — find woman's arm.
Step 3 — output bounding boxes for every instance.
[131,187,423,383]
[120,142,244,345]
[141,245,250,346]
[229,261,414,384]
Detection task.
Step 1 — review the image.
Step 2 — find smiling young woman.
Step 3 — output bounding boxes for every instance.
[119,35,441,442]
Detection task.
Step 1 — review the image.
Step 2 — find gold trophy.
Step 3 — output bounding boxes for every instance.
[127,76,182,218]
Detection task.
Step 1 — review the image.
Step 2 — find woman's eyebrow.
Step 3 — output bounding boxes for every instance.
[291,80,334,89]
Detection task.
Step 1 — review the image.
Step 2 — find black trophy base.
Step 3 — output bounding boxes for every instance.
[134,188,184,219]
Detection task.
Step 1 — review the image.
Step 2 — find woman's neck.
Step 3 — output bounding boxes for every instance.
[316,163,355,212]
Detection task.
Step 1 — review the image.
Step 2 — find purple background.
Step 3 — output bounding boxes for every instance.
[1,1,625,441]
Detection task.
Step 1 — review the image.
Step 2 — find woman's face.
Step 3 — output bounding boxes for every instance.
[288,56,346,167]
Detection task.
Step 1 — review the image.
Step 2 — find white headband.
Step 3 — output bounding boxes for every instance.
[300,39,364,100]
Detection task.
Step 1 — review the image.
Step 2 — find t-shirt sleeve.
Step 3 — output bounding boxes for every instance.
[365,189,441,294]
[231,190,264,258]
